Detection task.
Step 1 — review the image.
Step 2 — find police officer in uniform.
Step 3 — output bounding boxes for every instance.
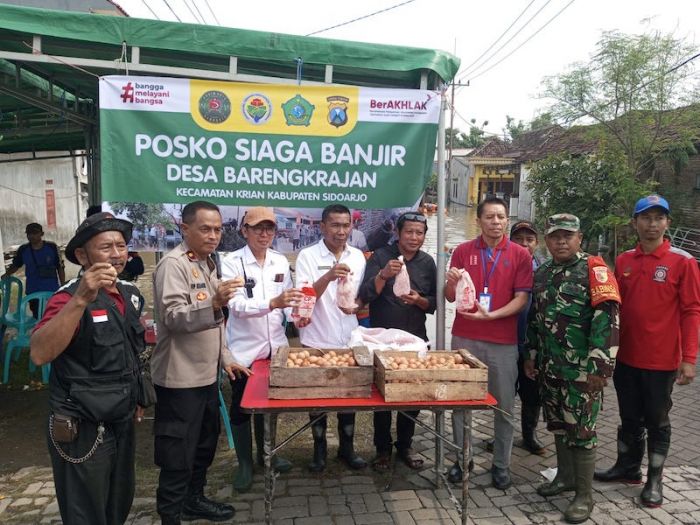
[30,212,145,525]
[524,214,621,524]
[151,201,246,524]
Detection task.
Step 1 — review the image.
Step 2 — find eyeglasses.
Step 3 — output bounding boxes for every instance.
[246,224,276,234]
[398,212,427,224]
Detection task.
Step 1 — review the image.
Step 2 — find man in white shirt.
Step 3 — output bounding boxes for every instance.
[295,204,367,471]
[221,207,303,492]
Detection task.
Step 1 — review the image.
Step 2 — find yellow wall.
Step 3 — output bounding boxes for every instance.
[469,165,515,205]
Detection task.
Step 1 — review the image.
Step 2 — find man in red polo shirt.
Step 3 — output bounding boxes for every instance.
[445,197,533,489]
[595,194,700,508]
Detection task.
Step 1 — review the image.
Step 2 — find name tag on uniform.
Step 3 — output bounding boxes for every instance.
[317,265,332,270]
[92,309,108,323]
[478,293,492,312]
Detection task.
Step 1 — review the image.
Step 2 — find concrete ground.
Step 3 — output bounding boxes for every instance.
[1,364,699,525]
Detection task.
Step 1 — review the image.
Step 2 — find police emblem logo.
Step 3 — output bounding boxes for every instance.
[281,94,315,126]
[130,294,140,311]
[593,266,609,283]
[241,93,272,124]
[653,265,668,283]
[196,291,208,301]
[326,96,349,127]
[198,90,231,124]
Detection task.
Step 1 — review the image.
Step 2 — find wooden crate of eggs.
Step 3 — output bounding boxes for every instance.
[374,349,488,402]
[269,346,373,399]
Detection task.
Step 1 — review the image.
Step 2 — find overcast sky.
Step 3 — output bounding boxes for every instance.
[118,0,699,137]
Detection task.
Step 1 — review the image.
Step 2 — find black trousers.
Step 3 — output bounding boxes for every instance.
[228,374,250,426]
[154,382,220,518]
[49,417,135,525]
[373,410,419,454]
[517,353,540,406]
[613,362,676,447]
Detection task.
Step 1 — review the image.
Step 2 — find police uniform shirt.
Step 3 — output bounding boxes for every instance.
[295,239,366,348]
[220,246,293,368]
[151,242,233,388]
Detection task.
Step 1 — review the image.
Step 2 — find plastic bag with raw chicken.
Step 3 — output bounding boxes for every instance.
[392,255,411,297]
[455,269,476,315]
[336,272,357,310]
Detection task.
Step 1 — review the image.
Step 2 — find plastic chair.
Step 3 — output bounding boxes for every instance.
[3,291,52,384]
[219,371,235,450]
[1,276,24,343]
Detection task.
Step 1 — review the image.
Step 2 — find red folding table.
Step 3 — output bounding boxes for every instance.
[241,360,497,525]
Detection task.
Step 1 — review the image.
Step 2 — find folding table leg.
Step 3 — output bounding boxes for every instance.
[435,410,445,488]
[264,413,273,525]
[461,408,471,525]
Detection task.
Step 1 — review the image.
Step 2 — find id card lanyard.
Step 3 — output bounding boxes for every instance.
[479,241,507,311]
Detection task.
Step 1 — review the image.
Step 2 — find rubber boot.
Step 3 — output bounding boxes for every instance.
[337,414,367,469]
[564,447,595,524]
[253,414,292,473]
[521,403,545,455]
[231,421,254,492]
[640,431,670,508]
[308,415,327,472]
[594,426,644,484]
[537,434,575,497]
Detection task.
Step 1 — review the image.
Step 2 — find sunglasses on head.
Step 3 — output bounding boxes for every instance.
[398,212,427,223]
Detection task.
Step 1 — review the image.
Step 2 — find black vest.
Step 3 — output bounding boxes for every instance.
[49,280,145,423]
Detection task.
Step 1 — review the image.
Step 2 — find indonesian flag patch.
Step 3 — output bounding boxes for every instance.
[91,309,109,323]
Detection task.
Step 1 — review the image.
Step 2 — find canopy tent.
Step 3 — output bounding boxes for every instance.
[0,3,458,348]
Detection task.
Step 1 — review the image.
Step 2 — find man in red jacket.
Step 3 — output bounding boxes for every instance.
[595,194,700,508]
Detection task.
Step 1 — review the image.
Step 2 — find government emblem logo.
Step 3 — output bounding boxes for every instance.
[242,93,272,124]
[281,94,315,126]
[326,96,349,127]
[593,266,609,283]
[653,265,668,283]
[198,90,231,124]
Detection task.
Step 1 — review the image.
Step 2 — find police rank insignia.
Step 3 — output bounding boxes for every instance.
[198,90,231,124]
[196,291,208,301]
[192,267,199,279]
[326,96,349,127]
[281,95,315,126]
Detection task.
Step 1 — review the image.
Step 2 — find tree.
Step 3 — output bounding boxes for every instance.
[541,30,699,178]
[527,147,656,254]
[504,115,526,141]
[445,127,470,148]
[109,202,173,230]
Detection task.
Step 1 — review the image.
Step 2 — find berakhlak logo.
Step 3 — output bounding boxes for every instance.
[198,90,231,124]
[242,93,272,124]
[327,96,349,127]
[653,265,668,283]
[281,94,314,126]
[120,82,135,103]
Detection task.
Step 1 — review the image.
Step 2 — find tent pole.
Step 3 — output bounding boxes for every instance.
[436,90,447,350]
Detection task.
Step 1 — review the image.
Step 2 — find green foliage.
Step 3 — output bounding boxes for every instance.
[541,30,699,177]
[109,202,173,230]
[504,115,526,141]
[527,148,656,251]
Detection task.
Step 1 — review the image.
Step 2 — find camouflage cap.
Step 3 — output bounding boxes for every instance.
[545,213,580,235]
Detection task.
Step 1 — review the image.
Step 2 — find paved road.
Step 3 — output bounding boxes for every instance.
[1,364,699,524]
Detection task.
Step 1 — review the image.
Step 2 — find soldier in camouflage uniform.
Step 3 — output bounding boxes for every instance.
[524,214,620,524]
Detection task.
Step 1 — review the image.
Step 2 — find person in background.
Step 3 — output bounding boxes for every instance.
[221,207,301,492]
[595,195,700,508]
[151,201,247,525]
[509,220,546,455]
[444,197,532,489]
[30,212,144,525]
[349,210,369,252]
[2,222,65,318]
[359,211,436,471]
[295,204,367,472]
[525,213,620,524]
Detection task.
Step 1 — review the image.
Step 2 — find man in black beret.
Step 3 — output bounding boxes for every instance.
[31,212,147,525]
